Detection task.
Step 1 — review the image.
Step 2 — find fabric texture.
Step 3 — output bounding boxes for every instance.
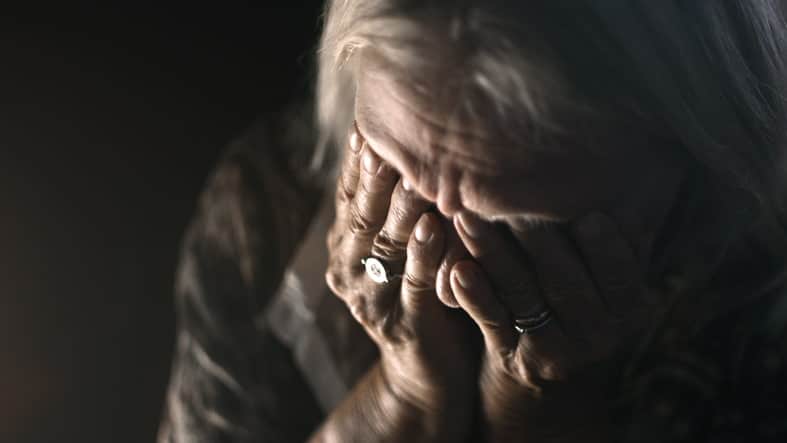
[158,113,787,442]
[158,112,330,443]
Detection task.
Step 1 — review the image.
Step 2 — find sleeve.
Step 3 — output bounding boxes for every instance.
[615,284,787,443]
[157,111,328,443]
[732,289,787,441]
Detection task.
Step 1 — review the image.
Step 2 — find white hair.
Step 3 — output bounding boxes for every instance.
[312,0,575,179]
[311,0,787,292]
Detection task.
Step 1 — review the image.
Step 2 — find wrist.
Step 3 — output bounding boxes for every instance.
[310,363,417,443]
[480,366,612,442]
[377,359,474,442]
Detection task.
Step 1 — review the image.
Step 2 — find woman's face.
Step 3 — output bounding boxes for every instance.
[354,49,679,225]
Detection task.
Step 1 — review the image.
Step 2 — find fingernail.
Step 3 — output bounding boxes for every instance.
[401,178,413,191]
[453,267,475,289]
[363,149,379,174]
[349,131,361,152]
[457,211,483,238]
[436,274,460,308]
[415,217,434,243]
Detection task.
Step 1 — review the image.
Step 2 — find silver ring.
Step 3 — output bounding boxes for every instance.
[361,256,401,284]
[513,309,553,335]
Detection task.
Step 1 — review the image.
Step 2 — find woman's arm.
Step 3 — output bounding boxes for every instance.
[446,212,649,442]
[312,126,477,442]
[159,112,325,442]
[309,361,463,443]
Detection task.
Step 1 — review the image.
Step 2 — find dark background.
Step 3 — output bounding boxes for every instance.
[1,4,324,442]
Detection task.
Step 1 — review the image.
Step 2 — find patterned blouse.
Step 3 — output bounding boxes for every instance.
[157,114,787,442]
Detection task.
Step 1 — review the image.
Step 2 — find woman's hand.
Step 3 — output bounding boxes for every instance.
[449,211,661,441]
[314,126,477,442]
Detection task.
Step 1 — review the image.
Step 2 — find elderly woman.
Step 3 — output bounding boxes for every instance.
[159,1,787,442]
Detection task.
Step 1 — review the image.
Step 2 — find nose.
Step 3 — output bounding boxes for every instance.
[437,190,462,217]
[436,173,463,217]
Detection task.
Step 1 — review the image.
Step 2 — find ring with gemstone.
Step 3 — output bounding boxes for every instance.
[361,256,402,284]
[513,309,553,335]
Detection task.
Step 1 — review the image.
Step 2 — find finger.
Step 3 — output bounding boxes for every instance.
[450,260,517,352]
[515,317,569,382]
[329,124,365,252]
[370,177,431,269]
[335,123,365,214]
[352,274,401,335]
[569,212,645,316]
[455,211,545,318]
[401,213,445,314]
[511,224,605,337]
[344,147,399,266]
[436,220,470,308]
[451,257,567,382]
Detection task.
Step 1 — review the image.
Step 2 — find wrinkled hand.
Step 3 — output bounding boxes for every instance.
[325,125,477,439]
[448,211,661,441]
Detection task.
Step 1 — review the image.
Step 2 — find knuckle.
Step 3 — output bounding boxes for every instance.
[388,202,412,225]
[326,226,342,251]
[479,317,508,335]
[372,232,408,261]
[325,255,363,297]
[403,273,433,294]
[382,313,417,346]
[511,350,561,384]
[347,293,403,341]
[348,206,381,239]
[405,239,427,259]
[375,310,407,345]
[338,178,355,204]
[364,298,386,323]
[325,269,346,297]
[406,245,438,271]
[538,360,570,381]
[346,297,370,325]
[329,271,401,323]
[500,351,526,379]
[359,175,382,195]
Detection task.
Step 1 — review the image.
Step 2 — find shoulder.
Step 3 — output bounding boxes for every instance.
[159,105,329,442]
[182,103,326,307]
[729,286,787,440]
[617,281,787,442]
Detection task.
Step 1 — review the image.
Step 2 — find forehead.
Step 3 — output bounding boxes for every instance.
[354,48,531,177]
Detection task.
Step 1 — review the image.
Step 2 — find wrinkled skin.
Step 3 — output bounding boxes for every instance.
[449,210,663,440]
[319,47,692,441]
[320,127,477,442]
